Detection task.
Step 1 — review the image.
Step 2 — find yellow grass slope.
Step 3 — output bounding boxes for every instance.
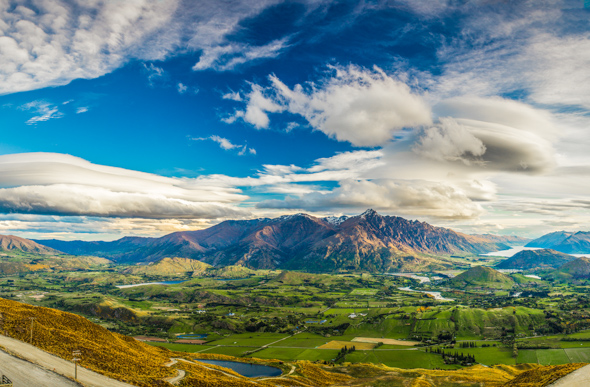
[0,297,174,386]
[340,363,574,387]
[503,363,588,386]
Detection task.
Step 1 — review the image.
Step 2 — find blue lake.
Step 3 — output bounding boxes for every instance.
[195,359,282,377]
[177,334,207,339]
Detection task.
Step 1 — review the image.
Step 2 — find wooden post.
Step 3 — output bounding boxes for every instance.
[72,350,81,380]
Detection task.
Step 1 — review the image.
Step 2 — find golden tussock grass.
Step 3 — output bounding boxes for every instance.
[503,363,587,386]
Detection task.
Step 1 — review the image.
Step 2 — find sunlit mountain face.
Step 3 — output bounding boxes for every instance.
[1,0,590,241]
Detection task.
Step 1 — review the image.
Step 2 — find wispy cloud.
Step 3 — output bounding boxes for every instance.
[191,135,256,156]
[192,37,291,72]
[20,101,63,125]
[143,63,167,87]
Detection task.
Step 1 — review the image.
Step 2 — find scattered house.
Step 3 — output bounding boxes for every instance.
[359,313,367,317]
[305,319,328,324]
[348,313,357,319]
[195,310,206,314]
[227,312,235,316]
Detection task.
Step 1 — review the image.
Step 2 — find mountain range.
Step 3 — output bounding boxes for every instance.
[526,231,590,254]
[0,234,61,255]
[34,209,511,272]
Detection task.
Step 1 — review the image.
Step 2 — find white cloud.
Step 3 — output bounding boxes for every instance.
[192,37,290,72]
[430,97,558,174]
[0,0,304,95]
[76,107,89,114]
[143,63,166,86]
[222,91,242,101]
[0,214,222,241]
[524,33,590,109]
[241,84,284,128]
[231,65,432,146]
[0,0,181,95]
[177,82,188,94]
[258,179,484,220]
[0,153,249,219]
[191,135,256,156]
[20,100,63,124]
[413,118,486,165]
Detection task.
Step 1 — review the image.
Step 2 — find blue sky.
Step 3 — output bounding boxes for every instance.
[1,0,590,240]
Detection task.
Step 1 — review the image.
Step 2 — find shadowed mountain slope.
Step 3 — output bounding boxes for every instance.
[557,257,590,278]
[496,249,576,270]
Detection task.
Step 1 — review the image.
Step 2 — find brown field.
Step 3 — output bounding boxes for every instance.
[352,337,420,346]
[318,340,376,350]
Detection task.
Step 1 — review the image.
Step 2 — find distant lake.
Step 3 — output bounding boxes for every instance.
[481,246,590,258]
[194,359,282,377]
[480,246,541,257]
[116,280,186,289]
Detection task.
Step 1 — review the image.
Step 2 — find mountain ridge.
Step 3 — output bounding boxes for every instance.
[34,210,511,272]
[526,231,590,254]
[0,234,62,255]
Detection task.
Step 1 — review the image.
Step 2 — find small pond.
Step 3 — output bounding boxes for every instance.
[194,359,282,378]
[176,334,207,339]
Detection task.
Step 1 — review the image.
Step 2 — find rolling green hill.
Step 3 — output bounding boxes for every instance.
[448,266,515,289]
[557,257,590,278]
[122,257,211,277]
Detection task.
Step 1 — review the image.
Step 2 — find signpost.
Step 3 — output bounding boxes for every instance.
[72,350,81,380]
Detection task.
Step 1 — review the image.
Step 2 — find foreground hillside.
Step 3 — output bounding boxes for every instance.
[36,210,509,272]
[0,290,587,386]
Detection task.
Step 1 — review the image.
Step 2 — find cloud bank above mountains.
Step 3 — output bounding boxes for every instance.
[2,0,590,240]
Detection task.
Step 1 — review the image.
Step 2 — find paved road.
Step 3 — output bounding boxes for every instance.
[549,364,590,387]
[0,350,81,387]
[0,334,134,387]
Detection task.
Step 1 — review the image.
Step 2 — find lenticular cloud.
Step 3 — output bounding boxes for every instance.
[0,153,248,219]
